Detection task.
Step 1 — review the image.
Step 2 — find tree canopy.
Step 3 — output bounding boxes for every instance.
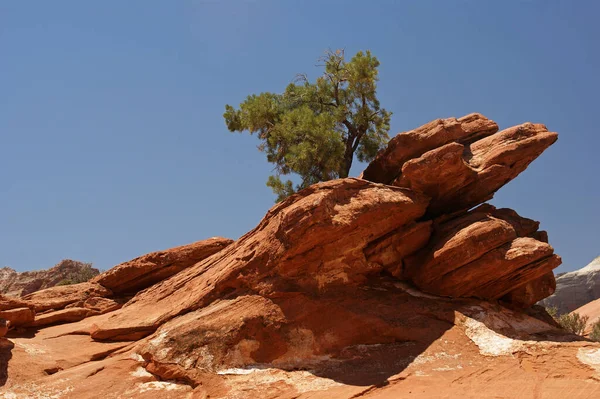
[224,49,391,201]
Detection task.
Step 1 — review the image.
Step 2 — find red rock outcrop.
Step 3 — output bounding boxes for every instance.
[362,115,557,217]
[0,295,34,327]
[89,179,431,341]
[0,260,99,297]
[404,204,561,305]
[0,308,34,328]
[0,114,579,399]
[361,113,499,184]
[22,282,112,313]
[91,237,233,294]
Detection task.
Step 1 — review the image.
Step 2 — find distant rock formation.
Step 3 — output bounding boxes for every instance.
[0,260,99,297]
[539,256,600,314]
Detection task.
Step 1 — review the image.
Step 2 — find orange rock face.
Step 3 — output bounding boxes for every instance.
[0,114,579,399]
[89,179,431,341]
[91,237,233,294]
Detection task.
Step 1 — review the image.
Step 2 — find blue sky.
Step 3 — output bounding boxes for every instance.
[1,1,598,274]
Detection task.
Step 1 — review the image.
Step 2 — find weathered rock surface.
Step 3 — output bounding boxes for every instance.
[0,260,99,297]
[2,282,599,399]
[503,271,557,309]
[405,204,561,304]
[539,256,600,314]
[0,114,577,398]
[83,297,121,314]
[362,115,557,217]
[0,295,32,312]
[0,308,35,328]
[89,179,431,341]
[91,237,233,294]
[361,113,499,184]
[0,295,35,327]
[22,282,112,312]
[28,307,94,328]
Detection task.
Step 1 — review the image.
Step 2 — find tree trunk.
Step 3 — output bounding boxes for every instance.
[339,141,354,178]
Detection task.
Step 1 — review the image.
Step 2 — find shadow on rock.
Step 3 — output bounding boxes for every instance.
[0,338,14,386]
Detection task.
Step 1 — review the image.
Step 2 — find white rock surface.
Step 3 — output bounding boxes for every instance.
[539,256,600,314]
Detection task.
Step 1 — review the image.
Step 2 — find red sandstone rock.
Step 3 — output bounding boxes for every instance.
[28,307,93,328]
[392,123,557,216]
[22,282,112,312]
[361,115,557,217]
[0,114,577,398]
[0,308,35,327]
[89,179,431,341]
[83,297,121,314]
[502,271,556,308]
[361,113,498,184]
[0,295,32,311]
[92,237,233,294]
[405,205,561,303]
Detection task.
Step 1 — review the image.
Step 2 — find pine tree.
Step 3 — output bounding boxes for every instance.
[224,49,391,201]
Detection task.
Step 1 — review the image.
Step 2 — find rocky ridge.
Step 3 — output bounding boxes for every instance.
[540,256,600,314]
[1,114,596,399]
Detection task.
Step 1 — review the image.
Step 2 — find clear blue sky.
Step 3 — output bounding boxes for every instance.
[1,1,598,274]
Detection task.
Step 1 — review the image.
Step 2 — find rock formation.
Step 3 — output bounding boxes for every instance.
[539,256,600,314]
[2,114,594,399]
[91,237,233,294]
[0,295,34,327]
[0,260,99,297]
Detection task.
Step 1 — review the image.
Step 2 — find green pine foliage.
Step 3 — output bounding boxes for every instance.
[56,263,98,286]
[224,49,391,201]
[557,312,589,335]
[590,319,600,342]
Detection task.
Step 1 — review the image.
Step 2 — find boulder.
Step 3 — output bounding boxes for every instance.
[0,307,34,327]
[361,113,499,184]
[405,204,561,304]
[91,237,233,294]
[391,123,557,216]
